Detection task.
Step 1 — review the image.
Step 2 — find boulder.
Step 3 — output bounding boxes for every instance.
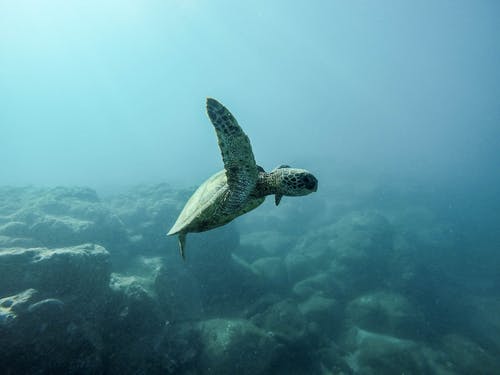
[459,296,500,353]
[0,243,110,299]
[0,288,104,374]
[110,255,163,294]
[183,226,266,316]
[299,293,340,337]
[154,261,204,321]
[151,322,201,374]
[239,230,296,259]
[315,343,354,375]
[292,271,336,300]
[0,235,41,249]
[345,291,426,339]
[0,186,127,251]
[285,211,393,292]
[197,318,280,375]
[440,334,500,374]
[344,327,424,374]
[238,196,325,234]
[0,288,39,326]
[0,221,30,237]
[327,212,393,295]
[103,275,169,374]
[251,256,288,290]
[105,184,186,255]
[285,252,320,285]
[344,328,500,374]
[250,299,308,345]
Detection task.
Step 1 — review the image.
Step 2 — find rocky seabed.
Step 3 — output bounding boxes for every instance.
[1,185,499,374]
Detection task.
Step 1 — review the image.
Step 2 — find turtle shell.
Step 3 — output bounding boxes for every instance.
[167,170,229,235]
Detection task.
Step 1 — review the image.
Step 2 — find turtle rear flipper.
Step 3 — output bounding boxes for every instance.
[178,232,186,260]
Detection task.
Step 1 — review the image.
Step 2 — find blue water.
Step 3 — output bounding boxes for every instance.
[1,1,499,374]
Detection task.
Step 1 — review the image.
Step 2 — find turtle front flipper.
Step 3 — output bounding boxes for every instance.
[206,98,259,213]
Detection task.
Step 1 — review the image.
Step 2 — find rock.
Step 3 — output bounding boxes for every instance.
[344,327,424,374]
[285,252,319,284]
[0,186,127,252]
[441,334,500,374]
[328,211,392,263]
[284,225,336,284]
[105,183,186,255]
[236,199,294,233]
[327,212,393,295]
[344,328,500,374]
[0,288,39,326]
[238,196,325,234]
[197,318,280,375]
[0,235,42,249]
[111,255,163,293]
[150,322,202,374]
[154,261,204,321]
[0,221,30,237]
[316,343,354,375]
[0,288,105,375]
[389,205,460,292]
[460,296,500,353]
[100,271,175,375]
[29,216,94,246]
[345,291,428,339]
[392,206,456,250]
[299,293,340,337]
[252,257,288,290]
[250,299,308,345]
[233,241,269,264]
[239,230,297,259]
[0,243,110,299]
[345,291,426,339]
[186,224,240,265]
[107,267,204,374]
[27,298,65,315]
[182,226,266,316]
[292,271,336,300]
[242,293,284,319]
[284,211,393,291]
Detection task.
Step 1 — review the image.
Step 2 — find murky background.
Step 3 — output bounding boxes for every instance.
[1,1,499,374]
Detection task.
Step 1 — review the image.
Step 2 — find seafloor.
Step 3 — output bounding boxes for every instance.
[0,182,499,374]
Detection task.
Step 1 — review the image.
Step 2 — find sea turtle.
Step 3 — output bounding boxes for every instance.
[167,98,318,259]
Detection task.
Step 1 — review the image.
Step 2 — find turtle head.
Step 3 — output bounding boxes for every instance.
[271,165,318,205]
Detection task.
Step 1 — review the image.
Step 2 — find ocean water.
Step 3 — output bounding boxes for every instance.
[1,1,499,374]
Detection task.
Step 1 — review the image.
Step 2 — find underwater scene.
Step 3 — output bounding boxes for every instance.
[1,1,499,374]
